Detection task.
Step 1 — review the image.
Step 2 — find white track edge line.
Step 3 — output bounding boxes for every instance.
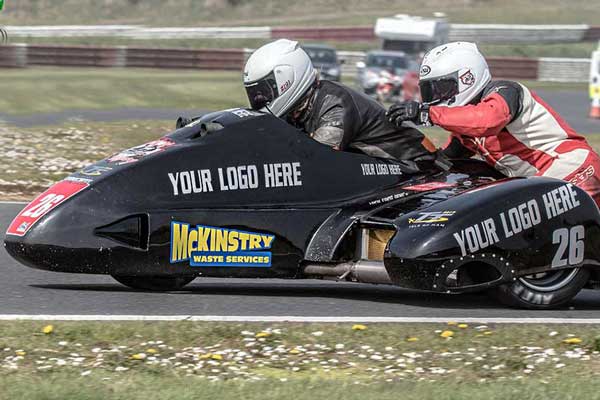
[0,201,27,205]
[1,315,600,324]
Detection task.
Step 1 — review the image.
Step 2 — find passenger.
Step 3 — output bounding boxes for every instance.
[387,42,600,207]
[242,39,447,168]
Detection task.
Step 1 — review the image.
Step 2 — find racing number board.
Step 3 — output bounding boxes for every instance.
[6,180,89,237]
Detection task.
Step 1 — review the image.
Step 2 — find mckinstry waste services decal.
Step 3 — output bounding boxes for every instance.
[168,162,302,196]
[170,222,275,267]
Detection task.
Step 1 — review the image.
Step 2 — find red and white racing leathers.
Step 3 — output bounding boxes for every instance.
[434,80,600,207]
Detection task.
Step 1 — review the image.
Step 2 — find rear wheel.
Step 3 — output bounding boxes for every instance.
[112,275,196,291]
[490,268,589,309]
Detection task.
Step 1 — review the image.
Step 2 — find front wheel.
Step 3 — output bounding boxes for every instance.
[112,275,196,291]
[489,268,589,309]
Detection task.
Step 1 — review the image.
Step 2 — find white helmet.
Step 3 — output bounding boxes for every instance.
[418,42,491,107]
[244,39,318,117]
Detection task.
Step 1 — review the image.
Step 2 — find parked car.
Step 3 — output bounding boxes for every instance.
[357,50,418,97]
[302,44,343,82]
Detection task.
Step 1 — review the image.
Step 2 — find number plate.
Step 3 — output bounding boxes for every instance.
[6,181,89,237]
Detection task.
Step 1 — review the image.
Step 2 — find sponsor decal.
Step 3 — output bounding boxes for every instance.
[453,183,581,256]
[361,163,403,176]
[569,165,595,186]
[80,165,112,176]
[170,222,274,267]
[168,162,302,196]
[460,70,475,87]
[224,108,263,118]
[368,192,408,206]
[6,180,89,236]
[107,137,175,165]
[280,80,292,94]
[403,182,455,192]
[408,211,456,228]
[64,176,93,184]
[420,65,431,77]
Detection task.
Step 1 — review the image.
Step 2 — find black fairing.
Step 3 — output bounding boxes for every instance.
[4,110,437,277]
[8,109,599,289]
[385,177,600,292]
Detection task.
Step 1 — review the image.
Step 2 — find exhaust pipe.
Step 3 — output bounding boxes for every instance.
[303,260,392,284]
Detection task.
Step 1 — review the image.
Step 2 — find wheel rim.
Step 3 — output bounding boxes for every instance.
[518,268,580,292]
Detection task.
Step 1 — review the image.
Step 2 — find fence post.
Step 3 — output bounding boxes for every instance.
[113,46,127,68]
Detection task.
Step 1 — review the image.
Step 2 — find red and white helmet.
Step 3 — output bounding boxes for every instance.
[418,42,491,107]
[243,39,318,117]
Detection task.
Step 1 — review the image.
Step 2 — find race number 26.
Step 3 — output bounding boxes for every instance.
[552,225,585,268]
[21,194,65,218]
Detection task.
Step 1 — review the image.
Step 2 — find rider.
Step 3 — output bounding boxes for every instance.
[387,41,600,206]
[243,39,446,166]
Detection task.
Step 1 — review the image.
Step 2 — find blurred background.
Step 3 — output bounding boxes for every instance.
[0,0,599,199]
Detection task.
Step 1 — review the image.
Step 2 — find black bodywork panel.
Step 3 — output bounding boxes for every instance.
[5,109,600,293]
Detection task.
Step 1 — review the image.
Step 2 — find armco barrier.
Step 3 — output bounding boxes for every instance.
[272,27,375,42]
[0,44,27,67]
[487,57,539,80]
[538,58,591,83]
[0,44,591,82]
[26,45,127,67]
[0,44,246,70]
[5,24,599,44]
[449,24,589,43]
[125,47,245,70]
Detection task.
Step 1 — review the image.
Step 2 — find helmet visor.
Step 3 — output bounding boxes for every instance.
[245,71,279,110]
[419,72,459,104]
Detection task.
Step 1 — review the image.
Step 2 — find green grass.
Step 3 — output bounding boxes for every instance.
[1,0,598,26]
[0,68,247,115]
[12,37,599,58]
[1,321,600,399]
[0,68,587,116]
[2,374,600,400]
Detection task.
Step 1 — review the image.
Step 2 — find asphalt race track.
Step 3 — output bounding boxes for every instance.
[1,89,600,320]
[1,202,599,319]
[0,90,599,134]
[536,89,600,134]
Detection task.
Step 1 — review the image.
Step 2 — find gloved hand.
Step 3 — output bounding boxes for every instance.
[387,101,431,127]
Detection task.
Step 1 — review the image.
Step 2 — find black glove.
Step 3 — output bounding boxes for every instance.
[387,101,431,126]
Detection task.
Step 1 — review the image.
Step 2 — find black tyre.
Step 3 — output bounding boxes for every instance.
[112,275,196,291]
[489,268,590,309]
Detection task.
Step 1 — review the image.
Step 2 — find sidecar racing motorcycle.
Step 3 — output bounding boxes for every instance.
[5,108,600,309]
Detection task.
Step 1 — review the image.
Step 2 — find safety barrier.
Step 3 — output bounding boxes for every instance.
[0,44,592,82]
[538,58,591,83]
[3,24,600,44]
[0,44,246,70]
[448,24,589,43]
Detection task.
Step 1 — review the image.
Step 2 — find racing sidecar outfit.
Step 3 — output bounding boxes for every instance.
[289,80,442,164]
[438,80,600,206]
